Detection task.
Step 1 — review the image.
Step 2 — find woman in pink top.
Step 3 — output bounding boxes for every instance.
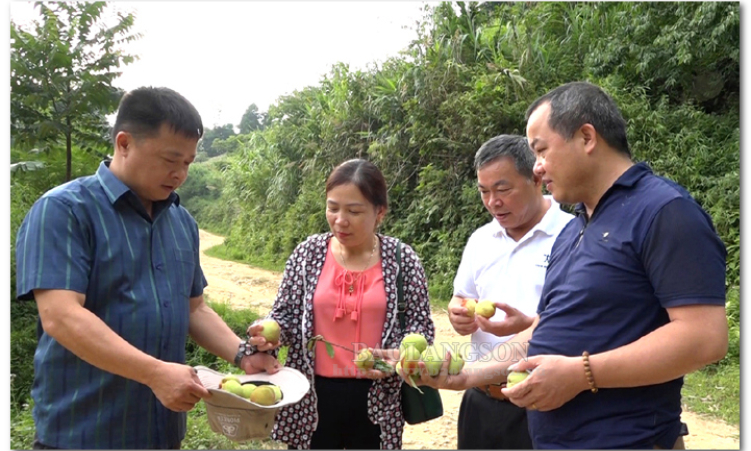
[244,159,435,449]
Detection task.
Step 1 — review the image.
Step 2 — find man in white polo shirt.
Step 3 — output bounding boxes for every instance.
[448,134,573,449]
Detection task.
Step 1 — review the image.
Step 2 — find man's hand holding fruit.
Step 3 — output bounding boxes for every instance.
[450,297,534,338]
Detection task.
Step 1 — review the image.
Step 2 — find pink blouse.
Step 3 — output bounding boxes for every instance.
[313,243,387,378]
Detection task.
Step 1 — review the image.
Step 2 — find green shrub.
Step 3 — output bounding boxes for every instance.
[10,401,36,450]
[722,287,740,365]
[11,302,38,409]
[185,300,261,369]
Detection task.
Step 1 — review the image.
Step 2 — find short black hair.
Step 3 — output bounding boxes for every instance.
[112,86,203,142]
[526,82,630,157]
[474,134,534,179]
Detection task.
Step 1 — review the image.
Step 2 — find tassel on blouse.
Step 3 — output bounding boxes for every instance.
[333,268,367,344]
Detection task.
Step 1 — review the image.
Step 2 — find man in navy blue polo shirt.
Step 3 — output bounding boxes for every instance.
[405,82,727,449]
[16,87,279,449]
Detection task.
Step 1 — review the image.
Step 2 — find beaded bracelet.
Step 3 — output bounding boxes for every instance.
[582,351,599,393]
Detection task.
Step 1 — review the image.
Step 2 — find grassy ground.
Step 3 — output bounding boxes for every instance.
[183,401,285,450]
[204,242,286,273]
[682,363,740,427]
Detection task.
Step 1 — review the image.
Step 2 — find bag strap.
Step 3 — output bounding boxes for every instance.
[396,240,406,330]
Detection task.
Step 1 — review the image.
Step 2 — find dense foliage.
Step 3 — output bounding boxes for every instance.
[187,2,739,304]
[199,124,236,157]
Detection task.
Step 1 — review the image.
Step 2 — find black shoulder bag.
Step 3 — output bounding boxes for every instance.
[396,241,444,424]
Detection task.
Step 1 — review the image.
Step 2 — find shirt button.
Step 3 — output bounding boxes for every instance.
[155,264,163,270]
[163,302,170,308]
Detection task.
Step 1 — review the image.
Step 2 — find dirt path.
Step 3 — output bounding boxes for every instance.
[199,230,280,315]
[199,229,740,449]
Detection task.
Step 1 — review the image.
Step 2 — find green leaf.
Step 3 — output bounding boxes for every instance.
[325,342,335,359]
[373,359,394,373]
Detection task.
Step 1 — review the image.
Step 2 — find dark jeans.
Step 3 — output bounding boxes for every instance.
[289,375,381,449]
[457,388,533,449]
[32,438,57,450]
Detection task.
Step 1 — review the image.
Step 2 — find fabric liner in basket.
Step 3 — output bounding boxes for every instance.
[194,365,310,442]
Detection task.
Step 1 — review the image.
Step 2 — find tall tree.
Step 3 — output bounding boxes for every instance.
[199,124,236,157]
[11,2,140,181]
[238,103,265,134]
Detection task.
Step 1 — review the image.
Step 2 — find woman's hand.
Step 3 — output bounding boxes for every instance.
[247,321,282,352]
[355,347,398,380]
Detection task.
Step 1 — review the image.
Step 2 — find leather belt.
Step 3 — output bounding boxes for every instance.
[474,383,508,401]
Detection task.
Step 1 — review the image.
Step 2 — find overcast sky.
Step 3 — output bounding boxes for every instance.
[10,1,430,128]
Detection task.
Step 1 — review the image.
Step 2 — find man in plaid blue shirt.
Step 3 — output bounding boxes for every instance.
[16,87,279,449]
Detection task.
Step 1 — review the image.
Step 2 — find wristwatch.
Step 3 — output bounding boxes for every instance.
[234,340,258,368]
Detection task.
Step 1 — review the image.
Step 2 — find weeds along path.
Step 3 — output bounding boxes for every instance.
[198,229,739,450]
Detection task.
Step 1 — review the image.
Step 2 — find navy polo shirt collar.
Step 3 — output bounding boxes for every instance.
[574,162,653,216]
[95,161,180,210]
[614,161,653,188]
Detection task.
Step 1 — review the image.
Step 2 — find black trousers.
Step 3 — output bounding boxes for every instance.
[289,375,381,450]
[32,433,181,449]
[457,388,533,449]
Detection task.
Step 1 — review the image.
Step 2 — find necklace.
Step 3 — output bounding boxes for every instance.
[339,235,378,294]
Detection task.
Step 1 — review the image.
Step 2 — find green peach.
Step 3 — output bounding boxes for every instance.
[354,348,375,370]
[448,351,465,375]
[400,345,422,376]
[400,333,428,354]
[420,344,446,377]
[270,384,282,402]
[475,300,496,319]
[221,374,241,385]
[259,319,281,344]
[241,383,257,399]
[222,379,244,396]
[506,370,530,388]
[462,298,477,318]
[250,385,277,406]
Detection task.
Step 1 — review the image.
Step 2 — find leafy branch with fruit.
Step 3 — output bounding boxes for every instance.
[305,335,395,373]
[305,332,468,394]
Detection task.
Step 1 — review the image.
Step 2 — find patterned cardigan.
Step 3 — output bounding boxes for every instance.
[265,233,435,449]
